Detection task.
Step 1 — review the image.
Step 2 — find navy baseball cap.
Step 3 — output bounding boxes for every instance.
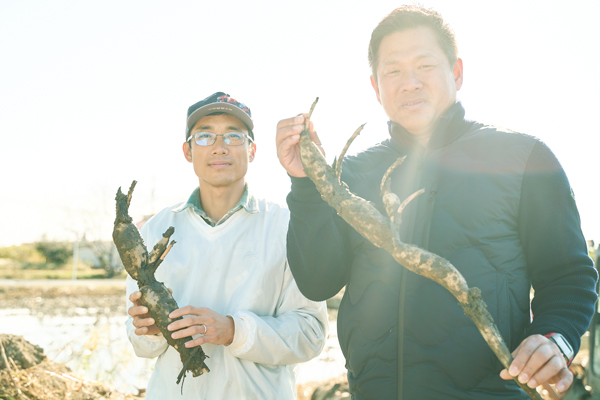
[186,92,254,140]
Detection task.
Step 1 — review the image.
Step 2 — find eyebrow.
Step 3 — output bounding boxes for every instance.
[193,125,246,132]
[382,52,439,65]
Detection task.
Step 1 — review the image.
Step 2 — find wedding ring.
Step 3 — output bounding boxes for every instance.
[199,324,207,336]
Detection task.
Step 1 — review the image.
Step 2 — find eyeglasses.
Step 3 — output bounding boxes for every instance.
[187,131,253,146]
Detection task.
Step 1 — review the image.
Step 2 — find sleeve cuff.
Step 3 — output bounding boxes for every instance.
[226,311,254,353]
[144,332,166,342]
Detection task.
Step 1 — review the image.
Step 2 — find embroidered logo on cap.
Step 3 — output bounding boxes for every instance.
[216,95,251,116]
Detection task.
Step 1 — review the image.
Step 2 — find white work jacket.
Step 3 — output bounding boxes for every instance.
[125,196,328,400]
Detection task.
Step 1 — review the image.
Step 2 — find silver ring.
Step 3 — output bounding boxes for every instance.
[199,324,207,336]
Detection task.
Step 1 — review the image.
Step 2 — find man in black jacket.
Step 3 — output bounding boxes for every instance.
[275,5,597,399]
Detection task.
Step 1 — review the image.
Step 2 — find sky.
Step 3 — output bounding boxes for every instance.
[1,0,599,247]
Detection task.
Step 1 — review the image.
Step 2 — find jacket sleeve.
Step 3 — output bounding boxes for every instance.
[285,176,354,301]
[125,275,169,358]
[520,141,598,354]
[226,259,329,365]
[124,223,169,359]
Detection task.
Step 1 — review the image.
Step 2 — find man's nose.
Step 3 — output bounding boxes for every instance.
[211,135,229,154]
[400,70,423,92]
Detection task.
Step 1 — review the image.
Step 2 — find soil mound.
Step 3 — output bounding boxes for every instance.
[0,334,46,370]
[0,334,142,400]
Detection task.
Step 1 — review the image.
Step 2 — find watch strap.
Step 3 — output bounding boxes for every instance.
[544,332,574,366]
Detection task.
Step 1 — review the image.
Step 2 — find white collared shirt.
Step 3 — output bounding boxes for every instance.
[125,191,328,400]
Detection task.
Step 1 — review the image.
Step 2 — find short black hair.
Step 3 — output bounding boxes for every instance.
[368,5,458,81]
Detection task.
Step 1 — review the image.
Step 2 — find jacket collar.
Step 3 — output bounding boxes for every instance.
[172,184,259,226]
[387,102,471,153]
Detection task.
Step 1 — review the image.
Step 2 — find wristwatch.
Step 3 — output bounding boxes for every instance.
[544,332,574,366]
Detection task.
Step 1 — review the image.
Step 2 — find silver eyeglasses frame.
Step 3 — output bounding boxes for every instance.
[187,131,253,147]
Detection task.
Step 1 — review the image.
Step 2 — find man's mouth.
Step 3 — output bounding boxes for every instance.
[403,99,426,108]
[209,160,231,168]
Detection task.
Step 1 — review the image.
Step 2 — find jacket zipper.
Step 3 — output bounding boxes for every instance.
[397,149,428,399]
[397,268,407,400]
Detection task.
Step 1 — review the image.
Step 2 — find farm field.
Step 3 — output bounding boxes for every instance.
[0,279,348,399]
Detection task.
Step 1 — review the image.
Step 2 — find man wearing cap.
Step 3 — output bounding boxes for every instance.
[276,6,597,400]
[125,92,328,399]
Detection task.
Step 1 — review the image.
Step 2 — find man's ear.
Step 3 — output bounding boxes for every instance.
[453,58,464,91]
[248,143,257,162]
[183,142,193,163]
[370,75,382,105]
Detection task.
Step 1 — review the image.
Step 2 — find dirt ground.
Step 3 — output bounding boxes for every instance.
[0,284,125,317]
[0,331,347,400]
[0,333,143,400]
[0,283,139,399]
[0,280,348,400]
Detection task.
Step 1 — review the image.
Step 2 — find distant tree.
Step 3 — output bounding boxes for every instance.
[35,241,73,265]
[62,184,151,278]
[83,238,123,278]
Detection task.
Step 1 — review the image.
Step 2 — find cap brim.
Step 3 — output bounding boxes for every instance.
[187,103,254,135]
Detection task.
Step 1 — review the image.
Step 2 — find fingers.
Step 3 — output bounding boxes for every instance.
[169,317,207,340]
[134,323,161,336]
[276,114,305,132]
[275,117,304,153]
[551,368,573,393]
[275,113,327,177]
[129,291,142,305]
[179,324,213,348]
[499,368,512,380]
[513,336,563,384]
[168,306,208,332]
[526,355,569,389]
[499,334,571,390]
[179,316,235,348]
[142,326,161,335]
[506,335,545,378]
[128,304,149,317]
[276,115,304,144]
[277,133,300,156]
[132,316,155,328]
[128,292,162,336]
[167,308,235,346]
[169,305,206,319]
[275,114,307,178]
[276,125,303,146]
[129,305,160,336]
[168,315,206,333]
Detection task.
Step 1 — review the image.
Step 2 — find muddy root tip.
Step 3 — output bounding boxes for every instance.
[126,180,137,206]
[127,181,137,196]
[306,97,319,124]
[163,226,175,237]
